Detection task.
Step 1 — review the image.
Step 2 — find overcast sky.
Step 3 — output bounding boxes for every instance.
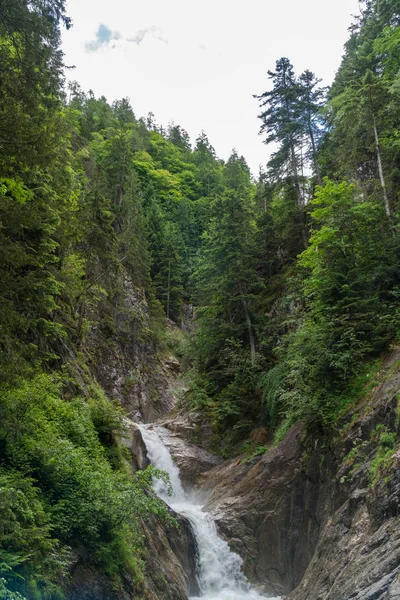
[61,0,361,174]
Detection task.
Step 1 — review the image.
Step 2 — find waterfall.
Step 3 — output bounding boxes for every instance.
[138,425,279,600]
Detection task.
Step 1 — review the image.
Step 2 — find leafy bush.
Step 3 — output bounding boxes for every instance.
[266,181,400,433]
[379,431,396,449]
[0,374,170,597]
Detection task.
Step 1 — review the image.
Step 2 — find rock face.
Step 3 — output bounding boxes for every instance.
[66,558,133,600]
[199,350,400,600]
[158,409,216,454]
[66,508,198,600]
[287,350,400,600]
[120,419,150,471]
[89,278,175,423]
[201,425,319,597]
[120,420,221,486]
[141,510,199,600]
[154,425,222,488]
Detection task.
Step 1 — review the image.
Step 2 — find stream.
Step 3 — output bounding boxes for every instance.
[138,424,279,600]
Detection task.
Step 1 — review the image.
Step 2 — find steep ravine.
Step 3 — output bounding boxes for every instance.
[190,351,400,599]
[66,273,400,600]
[137,423,279,600]
[130,349,400,600]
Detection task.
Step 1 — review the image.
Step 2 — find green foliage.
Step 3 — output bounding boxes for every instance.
[0,374,170,596]
[162,327,189,360]
[253,445,268,457]
[0,578,26,600]
[379,431,396,449]
[265,179,400,432]
[322,0,400,210]
[273,420,293,445]
[192,152,263,408]
[3,3,400,595]
[258,365,284,429]
[369,425,398,485]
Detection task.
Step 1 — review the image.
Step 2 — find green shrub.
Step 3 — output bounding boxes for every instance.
[0,374,170,596]
[379,431,396,449]
[369,426,398,485]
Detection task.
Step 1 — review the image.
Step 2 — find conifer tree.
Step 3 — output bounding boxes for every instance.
[298,70,326,185]
[193,152,263,371]
[255,58,303,206]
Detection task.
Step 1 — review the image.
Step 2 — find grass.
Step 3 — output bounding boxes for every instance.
[161,326,189,360]
[337,358,382,418]
[368,425,397,486]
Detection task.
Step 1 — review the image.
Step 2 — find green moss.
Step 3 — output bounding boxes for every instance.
[273,419,292,445]
[161,327,189,360]
[395,393,400,430]
[369,425,397,486]
[341,437,369,480]
[369,447,395,486]
[337,359,382,417]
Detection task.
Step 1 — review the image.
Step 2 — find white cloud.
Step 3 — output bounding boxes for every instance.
[63,0,361,174]
[85,23,120,52]
[127,26,168,46]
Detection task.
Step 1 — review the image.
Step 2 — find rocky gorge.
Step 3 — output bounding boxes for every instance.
[56,274,400,600]
[49,198,400,600]
[119,347,400,600]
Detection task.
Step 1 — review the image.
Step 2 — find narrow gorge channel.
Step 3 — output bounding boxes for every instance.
[138,425,280,600]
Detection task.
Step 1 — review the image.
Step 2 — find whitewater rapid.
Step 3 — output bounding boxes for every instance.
[138,425,279,600]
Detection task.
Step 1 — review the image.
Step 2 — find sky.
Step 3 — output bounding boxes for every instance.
[61,0,361,174]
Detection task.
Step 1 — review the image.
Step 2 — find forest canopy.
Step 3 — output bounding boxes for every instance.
[1,0,400,596]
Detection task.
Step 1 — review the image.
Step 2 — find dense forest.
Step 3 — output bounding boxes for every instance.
[1,0,400,597]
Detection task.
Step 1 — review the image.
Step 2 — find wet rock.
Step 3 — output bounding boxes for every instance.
[131,428,150,470]
[158,410,215,453]
[120,419,150,471]
[201,425,318,598]
[154,425,222,488]
[142,508,199,599]
[198,349,400,600]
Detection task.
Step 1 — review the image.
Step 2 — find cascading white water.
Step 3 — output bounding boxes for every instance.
[138,425,279,600]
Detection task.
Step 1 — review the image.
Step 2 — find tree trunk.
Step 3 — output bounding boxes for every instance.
[240,288,256,366]
[166,259,171,319]
[371,105,390,217]
[290,141,303,208]
[308,119,322,185]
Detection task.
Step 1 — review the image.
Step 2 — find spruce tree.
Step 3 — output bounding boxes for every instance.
[254,58,303,206]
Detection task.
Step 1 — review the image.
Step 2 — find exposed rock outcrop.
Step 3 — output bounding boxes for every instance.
[141,510,199,599]
[153,425,222,488]
[158,409,216,453]
[287,350,400,600]
[120,419,150,471]
[66,508,198,600]
[197,350,400,600]
[66,558,133,600]
[201,425,318,597]
[89,278,174,423]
